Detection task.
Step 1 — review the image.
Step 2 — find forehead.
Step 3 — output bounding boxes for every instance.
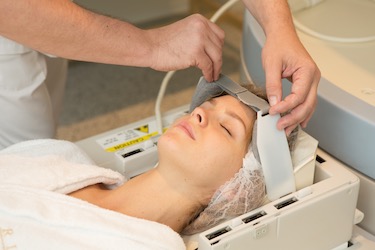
[207,95,256,132]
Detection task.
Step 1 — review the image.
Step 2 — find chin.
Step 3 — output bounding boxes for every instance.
[158,134,193,164]
[158,133,181,154]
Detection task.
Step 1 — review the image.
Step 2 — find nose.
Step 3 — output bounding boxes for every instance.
[191,107,208,127]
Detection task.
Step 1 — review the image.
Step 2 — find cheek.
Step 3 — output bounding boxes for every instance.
[217,153,242,178]
[158,129,245,192]
[198,145,244,188]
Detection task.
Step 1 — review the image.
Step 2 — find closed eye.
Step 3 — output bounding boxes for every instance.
[221,124,232,136]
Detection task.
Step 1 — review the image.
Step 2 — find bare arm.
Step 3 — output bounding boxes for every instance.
[0,0,151,66]
[0,0,224,81]
[242,0,320,135]
[243,0,296,37]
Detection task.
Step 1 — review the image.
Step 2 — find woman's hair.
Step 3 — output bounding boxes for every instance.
[182,82,299,235]
[241,82,268,100]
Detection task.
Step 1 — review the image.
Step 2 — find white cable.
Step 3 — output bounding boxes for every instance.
[210,0,241,23]
[155,0,241,135]
[155,70,175,135]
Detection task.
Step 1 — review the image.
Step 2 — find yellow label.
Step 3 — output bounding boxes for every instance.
[105,131,158,152]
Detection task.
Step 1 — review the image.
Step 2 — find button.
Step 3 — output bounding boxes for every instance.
[143,140,153,149]
[297,186,313,199]
[231,218,243,228]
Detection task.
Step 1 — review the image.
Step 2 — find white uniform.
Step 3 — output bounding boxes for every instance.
[0,36,68,149]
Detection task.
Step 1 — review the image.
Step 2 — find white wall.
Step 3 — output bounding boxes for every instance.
[74,0,190,24]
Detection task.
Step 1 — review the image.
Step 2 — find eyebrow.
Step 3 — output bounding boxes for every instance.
[210,98,247,133]
[227,110,247,134]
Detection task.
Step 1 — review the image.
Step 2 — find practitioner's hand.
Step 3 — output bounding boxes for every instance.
[147,14,225,82]
[262,33,321,135]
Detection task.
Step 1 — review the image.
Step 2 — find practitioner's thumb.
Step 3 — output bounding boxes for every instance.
[265,73,282,110]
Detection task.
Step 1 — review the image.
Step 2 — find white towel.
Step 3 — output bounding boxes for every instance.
[0,139,185,250]
[0,139,126,193]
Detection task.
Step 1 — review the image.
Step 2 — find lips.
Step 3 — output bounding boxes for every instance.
[176,121,195,140]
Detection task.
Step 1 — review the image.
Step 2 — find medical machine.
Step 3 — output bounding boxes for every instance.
[240,0,375,248]
[76,0,375,248]
[76,77,371,249]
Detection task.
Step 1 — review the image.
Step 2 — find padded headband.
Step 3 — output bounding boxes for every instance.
[189,75,269,115]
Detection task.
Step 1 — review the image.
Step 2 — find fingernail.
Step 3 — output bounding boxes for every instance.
[269,96,277,106]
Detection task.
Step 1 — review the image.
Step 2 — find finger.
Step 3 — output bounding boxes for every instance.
[193,41,221,82]
[270,91,300,115]
[196,52,214,82]
[204,36,223,81]
[271,67,314,115]
[276,82,317,131]
[211,50,222,81]
[276,108,303,132]
[299,85,318,128]
[204,24,224,81]
[264,59,283,111]
[195,32,223,81]
[192,17,224,81]
[285,124,298,137]
[300,111,312,128]
[206,21,225,45]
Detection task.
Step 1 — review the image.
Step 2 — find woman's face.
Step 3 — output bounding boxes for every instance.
[157,95,256,199]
